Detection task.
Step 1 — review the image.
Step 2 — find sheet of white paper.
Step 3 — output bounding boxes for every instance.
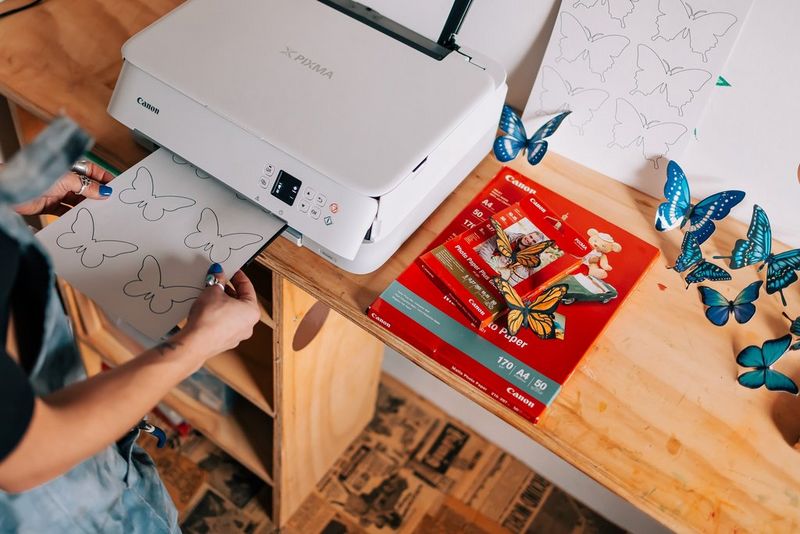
[523,0,752,194]
[682,0,800,247]
[37,148,286,339]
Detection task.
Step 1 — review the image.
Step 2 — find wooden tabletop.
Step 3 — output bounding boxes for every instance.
[3,2,800,531]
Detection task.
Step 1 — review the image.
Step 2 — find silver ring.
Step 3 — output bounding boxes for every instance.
[205,275,225,290]
[71,160,90,176]
[76,175,92,196]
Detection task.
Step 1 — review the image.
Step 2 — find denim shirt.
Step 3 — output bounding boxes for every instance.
[0,205,179,533]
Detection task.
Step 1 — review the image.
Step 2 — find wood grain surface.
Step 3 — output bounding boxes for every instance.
[3,2,800,531]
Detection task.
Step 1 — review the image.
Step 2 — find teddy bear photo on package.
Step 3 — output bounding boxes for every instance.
[584,229,622,280]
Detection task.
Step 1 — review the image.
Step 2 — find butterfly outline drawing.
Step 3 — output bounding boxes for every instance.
[123,255,202,315]
[119,166,197,222]
[55,207,138,268]
[538,65,609,135]
[651,0,738,63]
[608,98,687,169]
[172,153,211,179]
[184,207,264,263]
[572,0,639,28]
[556,11,630,82]
[631,44,712,116]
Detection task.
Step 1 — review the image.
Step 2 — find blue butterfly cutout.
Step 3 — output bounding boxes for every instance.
[668,232,703,273]
[714,204,800,306]
[684,260,731,289]
[493,106,571,166]
[737,335,798,394]
[697,280,762,326]
[783,312,800,351]
[668,233,731,288]
[654,161,745,245]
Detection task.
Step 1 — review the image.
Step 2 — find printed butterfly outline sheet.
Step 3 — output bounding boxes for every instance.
[36,149,286,339]
[523,0,753,190]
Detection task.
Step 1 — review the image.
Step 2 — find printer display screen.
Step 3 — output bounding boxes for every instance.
[271,170,302,206]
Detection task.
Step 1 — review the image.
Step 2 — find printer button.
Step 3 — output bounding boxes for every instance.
[298,200,310,213]
[309,206,321,219]
[264,164,275,177]
[258,177,269,189]
[315,194,327,206]
[303,187,315,200]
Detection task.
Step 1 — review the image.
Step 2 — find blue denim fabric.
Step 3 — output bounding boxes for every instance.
[0,206,179,533]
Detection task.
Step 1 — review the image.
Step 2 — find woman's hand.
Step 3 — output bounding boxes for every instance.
[14,160,114,216]
[175,264,261,366]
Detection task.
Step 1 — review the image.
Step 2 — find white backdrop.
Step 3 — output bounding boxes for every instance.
[360,0,798,246]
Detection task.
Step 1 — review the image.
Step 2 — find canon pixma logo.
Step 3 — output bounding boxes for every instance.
[137,97,159,115]
[281,47,334,79]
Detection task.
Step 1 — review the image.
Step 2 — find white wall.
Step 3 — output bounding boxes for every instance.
[360,0,799,246]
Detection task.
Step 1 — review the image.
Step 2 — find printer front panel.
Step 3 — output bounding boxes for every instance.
[108,61,378,262]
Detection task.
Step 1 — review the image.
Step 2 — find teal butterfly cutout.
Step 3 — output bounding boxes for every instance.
[736,335,798,394]
[783,312,800,351]
[667,233,731,288]
[715,205,800,306]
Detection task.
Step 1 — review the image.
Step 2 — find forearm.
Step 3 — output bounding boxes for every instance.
[0,333,205,493]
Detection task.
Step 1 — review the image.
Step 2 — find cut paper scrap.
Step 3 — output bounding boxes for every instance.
[716,75,731,86]
[524,0,752,190]
[37,148,285,339]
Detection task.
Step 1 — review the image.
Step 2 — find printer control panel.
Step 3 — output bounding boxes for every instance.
[245,155,376,260]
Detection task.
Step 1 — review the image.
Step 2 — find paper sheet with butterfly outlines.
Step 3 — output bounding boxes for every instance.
[36,148,286,339]
[523,0,752,191]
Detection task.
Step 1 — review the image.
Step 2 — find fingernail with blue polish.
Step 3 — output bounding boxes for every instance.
[99,185,113,196]
[208,263,223,274]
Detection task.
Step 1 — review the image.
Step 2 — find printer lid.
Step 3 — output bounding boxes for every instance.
[122,0,498,198]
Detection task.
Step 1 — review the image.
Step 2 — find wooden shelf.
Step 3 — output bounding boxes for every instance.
[206,323,275,416]
[244,262,274,328]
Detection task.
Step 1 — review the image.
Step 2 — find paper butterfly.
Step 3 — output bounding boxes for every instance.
[736,335,798,394]
[119,167,196,221]
[654,160,744,244]
[697,280,762,327]
[608,99,687,169]
[667,233,730,288]
[494,278,568,338]
[490,218,555,271]
[782,312,800,351]
[184,208,264,263]
[573,0,638,28]
[714,205,800,306]
[632,44,712,115]
[538,66,609,135]
[493,106,570,165]
[56,208,138,268]
[684,260,731,289]
[653,0,737,63]
[123,255,201,315]
[172,153,211,179]
[557,12,630,81]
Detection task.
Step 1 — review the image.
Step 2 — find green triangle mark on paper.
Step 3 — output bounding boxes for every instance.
[716,76,732,87]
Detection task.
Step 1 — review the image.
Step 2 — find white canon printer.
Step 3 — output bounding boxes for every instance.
[108,0,507,273]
